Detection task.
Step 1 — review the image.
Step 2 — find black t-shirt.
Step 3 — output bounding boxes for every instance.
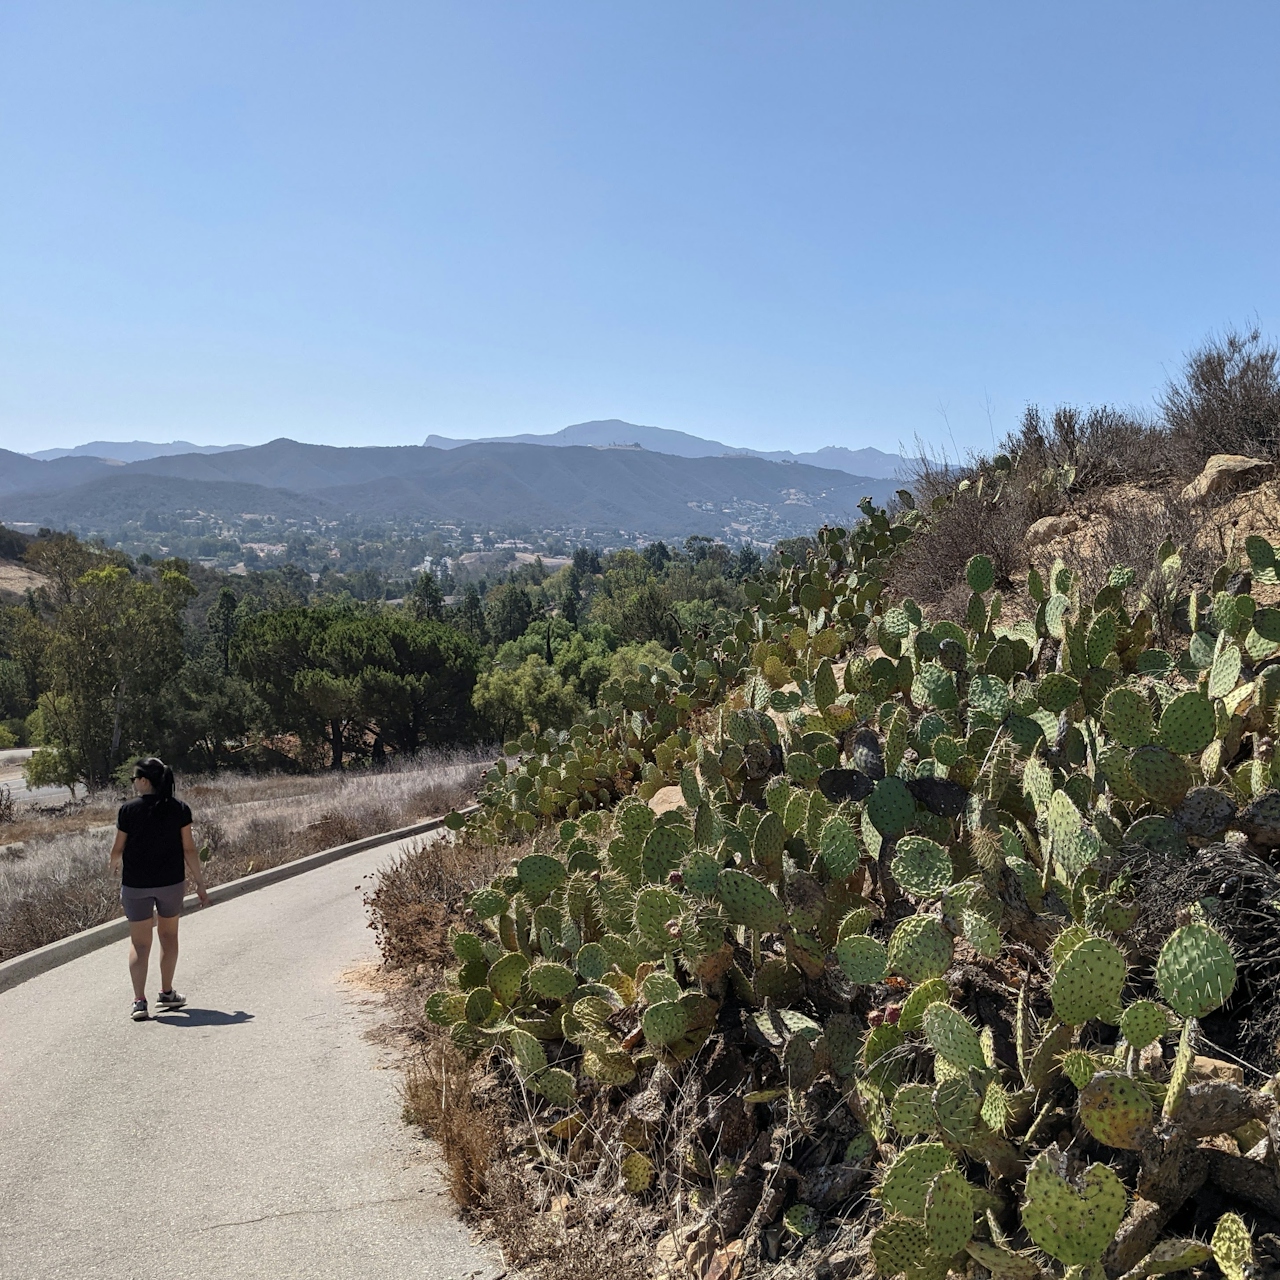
[117,796,193,888]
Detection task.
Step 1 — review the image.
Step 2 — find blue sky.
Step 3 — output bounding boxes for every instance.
[1,2,1278,458]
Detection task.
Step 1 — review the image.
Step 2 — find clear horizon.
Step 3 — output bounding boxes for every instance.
[2,3,1278,458]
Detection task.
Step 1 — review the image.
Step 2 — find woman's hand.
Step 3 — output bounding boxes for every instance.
[196,883,210,908]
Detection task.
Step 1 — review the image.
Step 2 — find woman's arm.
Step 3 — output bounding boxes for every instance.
[109,829,126,873]
[181,826,209,907]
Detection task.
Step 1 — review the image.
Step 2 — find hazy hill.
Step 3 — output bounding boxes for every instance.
[27,440,247,463]
[0,447,119,496]
[0,439,896,541]
[423,419,908,478]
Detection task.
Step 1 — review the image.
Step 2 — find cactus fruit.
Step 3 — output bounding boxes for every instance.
[1102,688,1154,748]
[820,814,863,878]
[1157,691,1216,755]
[887,915,954,983]
[715,869,786,931]
[1078,1072,1153,1149]
[921,1002,986,1072]
[891,836,953,898]
[1119,1000,1167,1051]
[1129,744,1193,808]
[880,1142,955,1218]
[1211,1212,1254,1280]
[868,776,917,837]
[1021,1148,1127,1266]
[836,934,889,984]
[1154,923,1236,1019]
[925,1167,975,1257]
[1050,936,1126,1025]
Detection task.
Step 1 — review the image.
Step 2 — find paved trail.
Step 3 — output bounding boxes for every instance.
[0,833,503,1280]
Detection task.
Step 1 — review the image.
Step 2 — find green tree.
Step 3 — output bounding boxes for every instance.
[408,571,445,622]
[20,545,195,786]
[485,582,534,644]
[472,655,585,741]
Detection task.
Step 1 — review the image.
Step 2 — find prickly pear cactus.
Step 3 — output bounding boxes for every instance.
[426,499,1270,1276]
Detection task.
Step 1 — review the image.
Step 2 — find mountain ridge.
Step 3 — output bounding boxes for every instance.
[0,439,898,542]
[423,419,908,478]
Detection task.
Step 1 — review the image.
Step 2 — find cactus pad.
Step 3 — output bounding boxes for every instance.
[890,1083,937,1137]
[1208,644,1243,700]
[575,942,610,982]
[1051,936,1126,1025]
[532,1067,576,1108]
[1212,1212,1254,1280]
[641,824,689,883]
[899,978,951,1033]
[925,1167,975,1257]
[1021,1149,1127,1266]
[868,776,917,837]
[1174,787,1238,840]
[621,1151,655,1193]
[1130,744,1193,807]
[633,886,684,943]
[835,934,889,984]
[1102,687,1154,747]
[581,1047,636,1086]
[820,814,863,878]
[528,961,577,1000]
[715,869,786,931]
[871,1217,932,1278]
[517,853,567,904]
[681,851,722,896]
[488,952,531,1006]
[921,1001,985,1072]
[891,836,953,898]
[783,1204,819,1238]
[1060,1048,1099,1090]
[880,1142,955,1218]
[1154,922,1236,1018]
[1119,999,1167,1050]
[507,1028,548,1077]
[966,554,995,594]
[1157,691,1215,755]
[642,999,688,1046]
[887,915,954,983]
[1078,1071,1153,1149]
[641,970,682,1004]
[468,887,509,919]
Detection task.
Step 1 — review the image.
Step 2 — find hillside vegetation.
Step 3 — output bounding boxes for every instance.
[393,330,1280,1280]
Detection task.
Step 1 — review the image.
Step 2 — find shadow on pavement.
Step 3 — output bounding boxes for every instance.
[153,1008,254,1027]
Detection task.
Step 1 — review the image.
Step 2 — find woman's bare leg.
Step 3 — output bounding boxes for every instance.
[156,913,179,992]
[128,919,153,1000]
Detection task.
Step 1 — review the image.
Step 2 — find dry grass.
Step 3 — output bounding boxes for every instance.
[0,749,489,961]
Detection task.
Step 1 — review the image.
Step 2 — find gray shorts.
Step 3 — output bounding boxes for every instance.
[121,881,186,922]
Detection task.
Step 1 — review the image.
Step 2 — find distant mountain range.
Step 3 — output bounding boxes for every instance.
[27,440,248,463]
[424,420,908,478]
[0,436,900,543]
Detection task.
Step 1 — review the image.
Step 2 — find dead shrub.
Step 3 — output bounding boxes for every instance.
[401,1037,498,1208]
[366,831,516,969]
[1163,326,1280,471]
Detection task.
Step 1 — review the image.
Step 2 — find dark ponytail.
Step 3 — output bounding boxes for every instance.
[133,757,176,805]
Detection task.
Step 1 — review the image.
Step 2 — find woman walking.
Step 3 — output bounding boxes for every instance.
[109,757,209,1021]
